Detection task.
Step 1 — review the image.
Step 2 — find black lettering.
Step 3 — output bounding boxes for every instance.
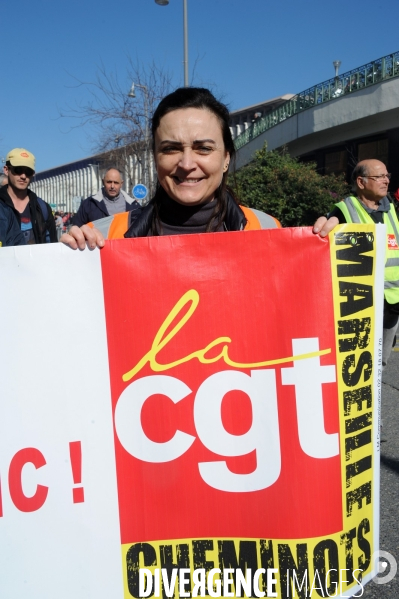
[357,518,371,573]
[346,456,372,487]
[159,544,190,599]
[339,282,373,317]
[345,413,372,434]
[335,232,374,278]
[126,543,157,598]
[338,318,371,352]
[342,353,372,387]
[260,539,274,569]
[278,543,309,599]
[340,528,356,585]
[193,540,214,595]
[343,385,372,416]
[218,540,258,597]
[345,430,372,461]
[193,540,214,570]
[313,539,339,596]
[346,482,372,517]
[260,540,275,596]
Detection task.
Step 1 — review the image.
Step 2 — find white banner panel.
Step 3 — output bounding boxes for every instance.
[0,244,123,598]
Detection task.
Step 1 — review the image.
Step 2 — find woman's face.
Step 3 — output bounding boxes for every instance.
[154,108,230,206]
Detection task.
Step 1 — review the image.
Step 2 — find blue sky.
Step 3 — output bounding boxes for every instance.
[2,0,399,172]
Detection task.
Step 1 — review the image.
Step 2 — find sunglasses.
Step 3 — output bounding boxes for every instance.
[10,166,34,177]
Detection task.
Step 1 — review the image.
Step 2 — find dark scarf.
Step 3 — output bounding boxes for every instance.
[125,192,246,238]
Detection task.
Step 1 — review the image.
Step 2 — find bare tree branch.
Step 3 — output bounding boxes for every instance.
[60,57,174,196]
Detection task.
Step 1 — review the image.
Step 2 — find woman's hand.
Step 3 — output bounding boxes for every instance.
[60,225,105,250]
[312,216,339,238]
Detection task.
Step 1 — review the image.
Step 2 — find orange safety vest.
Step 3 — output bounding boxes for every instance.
[240,206,281,230]
[87,211,131,239]
[88,206,281,239]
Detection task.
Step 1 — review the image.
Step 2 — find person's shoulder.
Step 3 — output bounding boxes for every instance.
[38,196,52,209]
[240,205,281,229]
[78,190,103,206]
[121,189,133,203]
[27,188,39,201]
[121,190,142,210]
[127,199,142,212]
[28,191,52,214]
[89,212,131,240]
[327,202,349,224]
[0,185,10,203]
[27,189,49,208]
[90,189,103,202]
[0,200,15,218]
[0,202,26,246]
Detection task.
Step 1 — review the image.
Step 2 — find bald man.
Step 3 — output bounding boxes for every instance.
[327,159,398,368]
[72,167,141,227]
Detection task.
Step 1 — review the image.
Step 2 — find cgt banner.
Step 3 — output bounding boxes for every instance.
[0,225,385,598]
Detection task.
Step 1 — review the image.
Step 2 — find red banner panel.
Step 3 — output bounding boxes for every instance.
[101,228,341,544]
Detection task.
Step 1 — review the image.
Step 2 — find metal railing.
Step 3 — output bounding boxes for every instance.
[234,51,399,151]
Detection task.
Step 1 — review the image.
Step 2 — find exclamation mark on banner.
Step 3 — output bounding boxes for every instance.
[69,441,84,503]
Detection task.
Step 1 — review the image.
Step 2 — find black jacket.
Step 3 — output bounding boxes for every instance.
[0,201,26,246]
[0,186,57,244]
[72,190,142,227]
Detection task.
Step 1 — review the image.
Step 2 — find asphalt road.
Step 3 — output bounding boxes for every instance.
[361,338,399,597]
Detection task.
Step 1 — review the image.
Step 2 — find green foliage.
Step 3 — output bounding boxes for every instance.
[231,145,350,227]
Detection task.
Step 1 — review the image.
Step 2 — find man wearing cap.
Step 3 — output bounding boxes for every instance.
[0,148,56,244]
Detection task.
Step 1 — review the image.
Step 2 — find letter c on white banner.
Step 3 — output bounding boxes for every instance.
[114,375,195,462]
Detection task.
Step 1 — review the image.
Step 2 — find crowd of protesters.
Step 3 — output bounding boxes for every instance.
[54,211,75,240]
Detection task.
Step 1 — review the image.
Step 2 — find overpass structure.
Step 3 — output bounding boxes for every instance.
[235,51,399,189]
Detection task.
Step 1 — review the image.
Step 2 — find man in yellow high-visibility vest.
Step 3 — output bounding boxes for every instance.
[328,159,399,368]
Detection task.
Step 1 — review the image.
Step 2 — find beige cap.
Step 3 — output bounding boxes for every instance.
[6,148,35,171]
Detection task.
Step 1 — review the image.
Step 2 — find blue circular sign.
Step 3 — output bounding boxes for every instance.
[132,184,148,201]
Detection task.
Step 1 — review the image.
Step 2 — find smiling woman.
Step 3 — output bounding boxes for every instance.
[128,87,279,237]
[154,108,230,208]
[62,87,283,248]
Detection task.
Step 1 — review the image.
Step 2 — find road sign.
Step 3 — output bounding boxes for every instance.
[132,184,148,202]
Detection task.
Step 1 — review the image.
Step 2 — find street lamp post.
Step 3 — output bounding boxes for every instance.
[333,60,341,79]
[155,0,189,87]
[128,82,150,191]
[332,60,342,97]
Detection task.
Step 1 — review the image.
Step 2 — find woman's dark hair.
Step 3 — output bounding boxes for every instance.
[150,87,238,234]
